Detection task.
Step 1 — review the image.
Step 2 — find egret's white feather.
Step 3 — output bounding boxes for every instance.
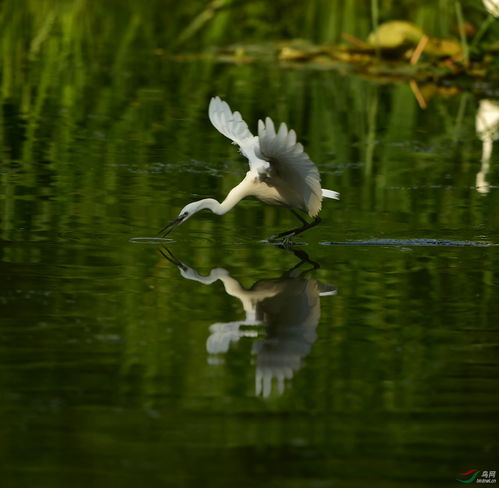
[257,117,323,217]
[322,189,340,200]
[208,97,253,143]
[208,96,270,175]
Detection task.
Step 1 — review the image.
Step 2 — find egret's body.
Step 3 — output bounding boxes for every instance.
[162,97,339,239]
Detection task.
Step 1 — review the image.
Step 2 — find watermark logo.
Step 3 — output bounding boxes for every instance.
[457,470,496,484]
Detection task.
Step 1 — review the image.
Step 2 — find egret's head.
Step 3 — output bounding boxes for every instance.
[160,201,210,237]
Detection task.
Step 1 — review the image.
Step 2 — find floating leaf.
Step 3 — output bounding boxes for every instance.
[424,38,463,59]
[367,21,424,49]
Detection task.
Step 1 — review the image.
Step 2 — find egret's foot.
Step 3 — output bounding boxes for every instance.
[268,217,321,243]
[268,232,295,242]
[266,234,298,248]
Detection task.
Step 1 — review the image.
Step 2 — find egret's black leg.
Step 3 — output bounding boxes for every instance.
[284,249,319,276]
[268,216,321,241]
[291,209,308,225]
[291,249,320,271]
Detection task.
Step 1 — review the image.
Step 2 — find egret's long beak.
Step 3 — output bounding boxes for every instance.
[160,214,186,237]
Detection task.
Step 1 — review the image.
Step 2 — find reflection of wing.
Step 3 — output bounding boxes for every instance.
[206,322,259,354]
[257,117,322,217]
[255,279,320,332]
[252,279,321,397]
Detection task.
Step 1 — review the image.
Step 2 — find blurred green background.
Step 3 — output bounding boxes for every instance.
[1,1,498,487]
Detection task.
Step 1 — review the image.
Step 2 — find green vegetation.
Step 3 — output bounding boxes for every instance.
[0,3,498,485]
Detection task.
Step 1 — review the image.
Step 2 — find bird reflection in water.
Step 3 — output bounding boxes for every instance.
[160,247,336,397]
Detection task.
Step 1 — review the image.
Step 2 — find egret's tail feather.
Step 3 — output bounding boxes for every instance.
[322,189,340,200]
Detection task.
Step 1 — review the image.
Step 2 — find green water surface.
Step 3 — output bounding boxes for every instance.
[1,3,499,487]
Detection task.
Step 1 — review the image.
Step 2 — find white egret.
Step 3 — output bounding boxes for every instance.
[161,96,340,240]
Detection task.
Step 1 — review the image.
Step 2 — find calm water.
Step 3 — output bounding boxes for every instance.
[1,54,499,487]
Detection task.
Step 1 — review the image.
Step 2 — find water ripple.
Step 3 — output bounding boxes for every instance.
[320,238,497,247]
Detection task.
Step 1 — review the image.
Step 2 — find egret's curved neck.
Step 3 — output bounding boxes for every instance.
[196,176,253,216]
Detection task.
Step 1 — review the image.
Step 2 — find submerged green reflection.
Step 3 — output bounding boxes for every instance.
[1,235,498,487]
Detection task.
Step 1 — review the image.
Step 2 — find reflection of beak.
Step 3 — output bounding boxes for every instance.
[159,246,187,270]
[159,215,185,237]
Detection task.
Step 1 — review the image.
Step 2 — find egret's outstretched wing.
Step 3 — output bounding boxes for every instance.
[208,97,270,175]
[257,117,323,217]
[208,96,254,145]
[209,96,269,174]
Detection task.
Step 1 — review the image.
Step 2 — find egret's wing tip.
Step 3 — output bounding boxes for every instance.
[208,96,254,147]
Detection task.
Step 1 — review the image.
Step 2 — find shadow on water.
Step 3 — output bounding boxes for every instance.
[160,246,336,398]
